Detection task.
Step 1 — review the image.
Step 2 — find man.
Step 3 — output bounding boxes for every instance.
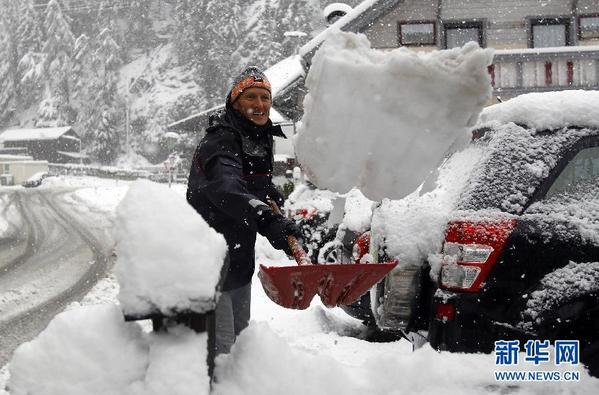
[187,67,302,356]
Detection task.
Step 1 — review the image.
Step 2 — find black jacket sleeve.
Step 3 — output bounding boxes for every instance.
[193,127,273,232]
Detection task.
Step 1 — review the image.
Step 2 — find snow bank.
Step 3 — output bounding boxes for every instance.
[295,31,493,201]
[7,305,148,395]
[212,321,597,395]
[480,90,599,130]
[7,305,210,395]
[114,179,227,316]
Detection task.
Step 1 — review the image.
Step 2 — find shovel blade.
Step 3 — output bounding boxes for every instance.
[258,261,398,310]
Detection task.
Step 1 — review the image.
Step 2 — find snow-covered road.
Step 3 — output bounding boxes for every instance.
[0,187,114,366]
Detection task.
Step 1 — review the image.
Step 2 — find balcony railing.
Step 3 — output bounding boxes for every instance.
[489,45,599,96]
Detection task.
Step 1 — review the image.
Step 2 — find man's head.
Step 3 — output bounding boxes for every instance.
[229,67,272,126]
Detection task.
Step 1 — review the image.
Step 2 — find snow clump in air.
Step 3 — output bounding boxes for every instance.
[114,179,227,316]
[295,30,493,201]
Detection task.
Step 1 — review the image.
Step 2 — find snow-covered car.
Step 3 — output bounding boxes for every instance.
[22,172,50,188]
[284,181,339,262]
[341,91,599,375]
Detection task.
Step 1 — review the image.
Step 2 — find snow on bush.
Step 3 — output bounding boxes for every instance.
[480,90,599,131]
[295,30,493,201]
[114,179,227,316]
[7,305,210,395]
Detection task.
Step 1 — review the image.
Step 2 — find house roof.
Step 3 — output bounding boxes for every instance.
[0,126,78,142]
[299,0,403,65]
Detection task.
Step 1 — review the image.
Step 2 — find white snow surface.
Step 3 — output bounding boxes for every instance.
[480,90,599,131]
[2,177,599,394]
[371,145,485,268]
[114,180,227,316]
[295,31,493,201]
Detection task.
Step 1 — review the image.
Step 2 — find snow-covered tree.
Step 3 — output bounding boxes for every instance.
[0,0,20,123]
[276,0,321,57]
[16,0,42,59]
[126,0,155,52]
[92,109,120,163]
[37,0,77,126]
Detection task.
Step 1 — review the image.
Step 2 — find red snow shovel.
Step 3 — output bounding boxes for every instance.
[258,203,398,310]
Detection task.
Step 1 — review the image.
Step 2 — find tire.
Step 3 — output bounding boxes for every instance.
[317,240,345,264]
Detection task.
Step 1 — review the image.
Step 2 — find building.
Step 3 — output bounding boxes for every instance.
[354,0,599,99]
[0,155,48,186]
[0,126,88,164]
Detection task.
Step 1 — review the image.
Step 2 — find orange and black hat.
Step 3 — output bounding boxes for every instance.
[228,66,271,104]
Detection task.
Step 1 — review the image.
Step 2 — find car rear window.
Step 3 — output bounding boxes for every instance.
[457,123,598,215]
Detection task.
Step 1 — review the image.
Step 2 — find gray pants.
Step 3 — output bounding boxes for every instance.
[214,283,251,355]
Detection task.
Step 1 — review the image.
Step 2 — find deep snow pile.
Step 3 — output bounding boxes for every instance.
[295,31,493,201]
[480,90,599,130]
[115,180,227,316]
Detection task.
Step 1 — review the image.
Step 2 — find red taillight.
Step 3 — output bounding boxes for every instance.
[435,303,455,322]
[440,219,517,292]
[293,208,318,220]
[352,231,371,263]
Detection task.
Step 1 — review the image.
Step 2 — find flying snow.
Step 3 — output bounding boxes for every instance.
[295,30,493,201]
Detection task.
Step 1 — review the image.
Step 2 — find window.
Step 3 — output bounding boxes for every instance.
[399,22,436,46]
[579,15,599,39]
[545,146,599,199]
[529,18,570,48]
[444,21,484,49]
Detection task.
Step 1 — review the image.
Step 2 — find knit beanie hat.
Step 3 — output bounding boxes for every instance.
[229,66,271,104]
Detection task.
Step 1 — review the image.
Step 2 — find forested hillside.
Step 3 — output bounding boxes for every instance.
[0,0,354,165]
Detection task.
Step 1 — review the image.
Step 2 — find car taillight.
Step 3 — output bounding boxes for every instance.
[352,231,371,263]
[435,303,455,322]
[293,208,318,220]
[440,219,517,292]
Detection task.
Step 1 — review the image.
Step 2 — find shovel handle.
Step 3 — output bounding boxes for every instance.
[269,201,311,266]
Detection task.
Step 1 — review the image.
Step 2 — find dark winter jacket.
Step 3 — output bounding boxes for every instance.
[186,104,289,291]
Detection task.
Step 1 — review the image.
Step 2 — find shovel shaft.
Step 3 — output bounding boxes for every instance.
[269,201,311,266]
[288,235,311,265]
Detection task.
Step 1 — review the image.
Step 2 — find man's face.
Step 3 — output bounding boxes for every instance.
[233,87,271,126]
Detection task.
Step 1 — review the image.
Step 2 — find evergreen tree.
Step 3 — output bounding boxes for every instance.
[16,0,43,59]
[126,0,155,52]
[92,109,120,163]
[88,27,122,163]
[0,0,20,123]
[37,0,77,126]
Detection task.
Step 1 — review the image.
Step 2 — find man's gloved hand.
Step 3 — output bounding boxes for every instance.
[257,209,303,256]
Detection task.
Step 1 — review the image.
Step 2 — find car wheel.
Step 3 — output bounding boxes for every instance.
[317,240,345,264]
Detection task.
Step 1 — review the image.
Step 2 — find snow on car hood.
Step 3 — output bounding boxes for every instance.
[480,90,599,131]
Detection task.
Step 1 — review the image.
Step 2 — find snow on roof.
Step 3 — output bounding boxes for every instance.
[300,0,401,63]
[0,154,34,161]
[479,90,599,131]
[0,126,74,142]
[264,54,304,96]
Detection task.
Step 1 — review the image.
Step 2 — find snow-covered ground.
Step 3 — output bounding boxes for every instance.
[1,177,597,395]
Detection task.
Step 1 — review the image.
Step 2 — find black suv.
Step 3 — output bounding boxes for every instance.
[354,93,599,375]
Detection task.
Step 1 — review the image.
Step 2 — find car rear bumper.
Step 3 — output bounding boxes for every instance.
[428,290,530,353]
